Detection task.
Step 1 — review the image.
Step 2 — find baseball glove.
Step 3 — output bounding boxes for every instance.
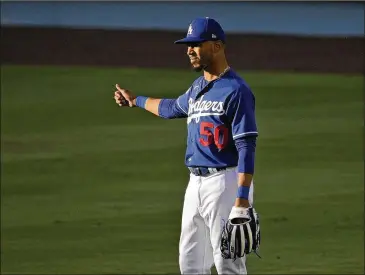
[220,206,261,260]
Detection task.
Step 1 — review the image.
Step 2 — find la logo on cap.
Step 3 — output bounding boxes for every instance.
[187,24,193,35]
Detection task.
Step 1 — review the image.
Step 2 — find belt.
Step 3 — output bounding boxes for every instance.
[188,166,230,177]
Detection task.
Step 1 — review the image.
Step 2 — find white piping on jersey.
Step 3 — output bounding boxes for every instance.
[233,131,258,139]
[176,98,188,115]
[187,112,225,124]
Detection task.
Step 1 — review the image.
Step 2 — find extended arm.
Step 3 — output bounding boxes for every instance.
[114,84,188,119]
[133,97,161,117]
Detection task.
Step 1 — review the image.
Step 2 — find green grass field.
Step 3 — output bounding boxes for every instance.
[1,65,363,274]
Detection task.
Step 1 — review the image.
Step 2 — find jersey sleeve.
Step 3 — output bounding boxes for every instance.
[175,87,190,116]
[158,87,190,119]
[226,85,258,140]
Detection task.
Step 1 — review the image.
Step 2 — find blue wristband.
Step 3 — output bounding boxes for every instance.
[237,186,250,200]
[135,96,148,109]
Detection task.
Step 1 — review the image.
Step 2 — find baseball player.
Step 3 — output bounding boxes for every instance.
[114,17,261,275]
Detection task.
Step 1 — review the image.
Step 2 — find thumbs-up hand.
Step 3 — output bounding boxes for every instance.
[114,84,136,107]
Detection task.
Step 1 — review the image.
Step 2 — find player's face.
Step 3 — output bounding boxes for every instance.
[186,41,215,72]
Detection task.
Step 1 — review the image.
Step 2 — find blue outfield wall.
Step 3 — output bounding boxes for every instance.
[1,1,364,37]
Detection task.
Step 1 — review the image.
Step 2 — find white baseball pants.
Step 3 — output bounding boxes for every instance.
[179,167,254,275]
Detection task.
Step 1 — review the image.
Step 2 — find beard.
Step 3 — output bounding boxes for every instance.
[192,64,205,72]
[190,59,209,72]
[189,55,210,72]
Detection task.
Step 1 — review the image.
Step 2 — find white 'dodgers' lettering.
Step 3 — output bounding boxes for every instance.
[188,95,225,123]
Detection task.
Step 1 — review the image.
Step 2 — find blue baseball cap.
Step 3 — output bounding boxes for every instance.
[174,17,226,44]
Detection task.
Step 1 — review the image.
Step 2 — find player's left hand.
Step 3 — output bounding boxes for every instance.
[220,206,261,260]
[234,197,250,209]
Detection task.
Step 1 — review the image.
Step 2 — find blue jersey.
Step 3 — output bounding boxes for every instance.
[159,69,258,168]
